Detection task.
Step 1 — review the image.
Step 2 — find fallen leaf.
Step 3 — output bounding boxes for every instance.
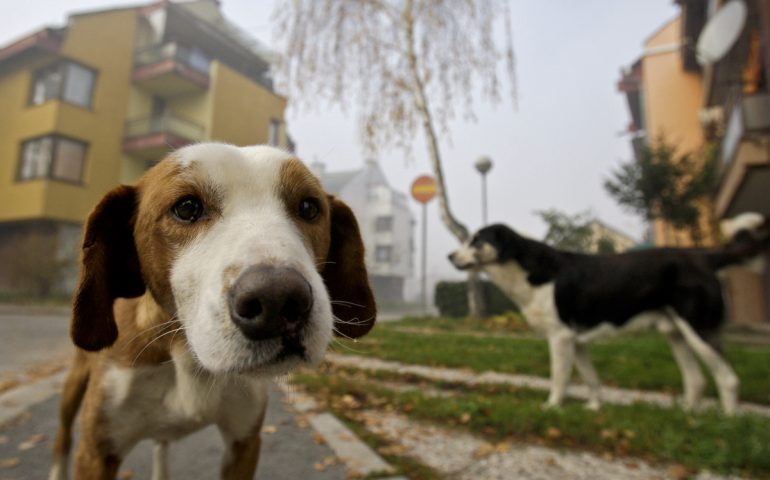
[473,443,495,459]
[600,429,616,440]
[17,433,46,451]
[459,412,471,424]
[117,470,134,479]
[546,427,562,439]
[668,464,689,480]
[262,425,277,434]
[377,444,407,456]
[0,458,20,469]
[494,441,511,453]
[313,433,326,445]
[544,456,557,466]
[340,395,360,409]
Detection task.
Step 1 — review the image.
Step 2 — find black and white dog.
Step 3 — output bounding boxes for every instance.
[448,213,769,415]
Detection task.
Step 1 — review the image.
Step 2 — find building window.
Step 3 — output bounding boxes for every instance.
[18,135,87,183]
[375,216,393,232]
[30,61,96,108]
[269,118,281,146]
[375,245,392,263]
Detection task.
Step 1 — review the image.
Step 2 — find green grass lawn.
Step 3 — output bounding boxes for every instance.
[336,317,770,405]
[295,369,770,478]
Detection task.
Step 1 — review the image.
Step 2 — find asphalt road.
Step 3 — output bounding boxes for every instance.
[0,311,347,479]
[0,311,72,378]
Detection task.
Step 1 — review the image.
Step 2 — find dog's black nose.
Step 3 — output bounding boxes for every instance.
[448,252,455,262]
[228,265,313,341]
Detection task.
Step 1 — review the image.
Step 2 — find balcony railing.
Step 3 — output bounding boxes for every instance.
[721,93,770,167]
[135,43,211,75]
[123,114,204,158]
[132,43,210,94]
[125,114,204,141]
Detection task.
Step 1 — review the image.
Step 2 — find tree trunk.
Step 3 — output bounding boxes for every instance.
[402,0,487,317]
[467,271,486,318]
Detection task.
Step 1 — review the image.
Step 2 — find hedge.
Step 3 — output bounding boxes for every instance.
[434,280,519,317]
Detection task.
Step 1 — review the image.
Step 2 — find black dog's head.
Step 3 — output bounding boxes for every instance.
[447,224,520,270]
[448,224,562,286]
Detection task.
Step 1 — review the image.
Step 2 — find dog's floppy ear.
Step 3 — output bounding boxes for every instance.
[322,196,377,339]
[72,185,145,351]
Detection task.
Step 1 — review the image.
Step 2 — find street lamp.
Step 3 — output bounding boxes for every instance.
[475,156,493,225]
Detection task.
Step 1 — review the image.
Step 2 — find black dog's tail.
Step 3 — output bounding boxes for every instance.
[706,213,770,271]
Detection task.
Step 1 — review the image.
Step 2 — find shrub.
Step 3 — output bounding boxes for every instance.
[434,280,518,317]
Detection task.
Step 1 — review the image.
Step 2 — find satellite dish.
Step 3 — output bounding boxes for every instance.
[696,0,748,66]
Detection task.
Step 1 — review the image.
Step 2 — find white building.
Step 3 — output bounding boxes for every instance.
[312,160,414,303]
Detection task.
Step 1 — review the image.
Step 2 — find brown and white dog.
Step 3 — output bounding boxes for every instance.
[49,143,376,479]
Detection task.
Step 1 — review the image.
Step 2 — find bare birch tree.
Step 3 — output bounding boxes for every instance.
[273,0,516,315]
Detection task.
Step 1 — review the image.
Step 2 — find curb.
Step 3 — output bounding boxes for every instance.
[277,382,397,478]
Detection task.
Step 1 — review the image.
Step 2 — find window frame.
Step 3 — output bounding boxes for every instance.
[375,215,394,233]
[375,245,393,263]
[16,134,89,185]
[28,59,98,110]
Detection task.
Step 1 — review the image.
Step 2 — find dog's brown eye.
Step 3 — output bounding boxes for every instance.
[172,196,203,223]
[298,198,320,221]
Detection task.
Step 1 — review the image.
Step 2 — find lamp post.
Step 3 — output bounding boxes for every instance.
[475,156,493,225]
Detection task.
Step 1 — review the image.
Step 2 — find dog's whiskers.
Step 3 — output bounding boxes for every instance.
[131,327,186,366]
[123,319,179,346]
[328,336,366,355]
[329,300,367,309]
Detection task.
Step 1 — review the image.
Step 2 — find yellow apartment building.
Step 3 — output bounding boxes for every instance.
[0,0,291,295]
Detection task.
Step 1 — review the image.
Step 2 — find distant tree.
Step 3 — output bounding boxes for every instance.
[536,208,594,253]
[273,0,517,316]
[596,236,617,254]
[604,138,718,245]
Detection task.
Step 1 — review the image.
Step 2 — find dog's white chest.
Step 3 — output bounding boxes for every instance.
[519,282,561,333]
[484,264,560,333]
[102,361,266,453]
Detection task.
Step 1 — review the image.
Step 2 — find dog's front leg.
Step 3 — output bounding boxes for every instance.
[73,441,120,480]
[544,329,576,409]
[151,441,169,480]
[217,383,268,480]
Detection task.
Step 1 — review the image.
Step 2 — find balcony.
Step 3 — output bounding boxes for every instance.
[715,93,770,217]
[132,43,210,95]
[123,114,204,159]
